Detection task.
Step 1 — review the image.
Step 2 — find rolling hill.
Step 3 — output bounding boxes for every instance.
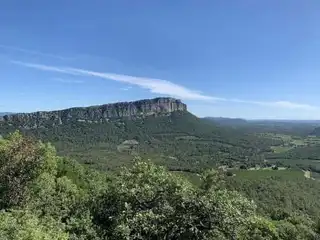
[203,117,248,126]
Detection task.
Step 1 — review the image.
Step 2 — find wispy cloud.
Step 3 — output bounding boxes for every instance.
[11,60,318,111]
[0,44,72,60]
[229,99,317,110]
[120,86,132,91]
[11,61,217,101]
[52,77,84,84]
[255,101,316,110]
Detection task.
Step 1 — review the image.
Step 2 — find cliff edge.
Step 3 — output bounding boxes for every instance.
[0,97,187,128]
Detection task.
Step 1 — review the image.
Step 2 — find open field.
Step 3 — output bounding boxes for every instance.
[270,146,293,153]
[257,133,320,159]
[258,133,320,146]
[232,169,304,180]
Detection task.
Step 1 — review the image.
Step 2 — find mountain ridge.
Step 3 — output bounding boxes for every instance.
[0,97,187,128]
[0,97,278,172]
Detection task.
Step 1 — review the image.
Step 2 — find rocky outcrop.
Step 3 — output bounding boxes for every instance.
[0,97,187,128]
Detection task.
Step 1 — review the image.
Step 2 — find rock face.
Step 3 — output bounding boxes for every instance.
[0,97,187,128]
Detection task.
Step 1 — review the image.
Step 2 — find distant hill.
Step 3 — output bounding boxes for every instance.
[203,117,248,126]
[203,117,320,136]
[0,112,13,117]
[205,117,320,126]
[0,98,276,172]
[250,119,320,124]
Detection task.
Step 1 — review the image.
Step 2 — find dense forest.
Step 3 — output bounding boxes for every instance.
[0,111,283,171]
[1,132,320,239]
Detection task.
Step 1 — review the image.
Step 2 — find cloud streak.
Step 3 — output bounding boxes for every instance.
[11,60,318,111]
[52,77,84,84]
[12,60,218,101]
[256,101,316,110]
[120,86,132,91]
[0,44,72,60]
[229,99,317,110]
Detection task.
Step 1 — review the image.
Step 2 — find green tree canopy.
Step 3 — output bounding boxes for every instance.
[0,132,318,239]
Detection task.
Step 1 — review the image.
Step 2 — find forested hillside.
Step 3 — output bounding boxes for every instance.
[0,132,319,239]
[2,100,320,239]
[0,111,279,172]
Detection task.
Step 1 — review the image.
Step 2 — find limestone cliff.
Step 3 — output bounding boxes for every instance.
[0,97,187,128]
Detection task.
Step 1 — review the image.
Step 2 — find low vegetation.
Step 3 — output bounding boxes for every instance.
[1,132,320,239]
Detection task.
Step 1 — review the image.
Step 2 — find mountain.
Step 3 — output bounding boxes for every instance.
[0,97,276,172]
[0,98,186,128]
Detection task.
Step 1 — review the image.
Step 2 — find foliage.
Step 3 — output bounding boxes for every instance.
[226,170,320,219]
[95,160,277,240]
[0,131,57,209]
[0,132,320,239]
[0,132,101,239]
[0,210,68,240]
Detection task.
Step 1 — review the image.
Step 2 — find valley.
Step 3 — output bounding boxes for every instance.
[2,98,320,176]
[0,98,284,172]
[3,1,320,237]
[2,97,320,238]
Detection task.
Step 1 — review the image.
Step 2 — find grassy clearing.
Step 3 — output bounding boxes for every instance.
[261,133,320,145]
[232,169,304,180]
[261,133,320,155]
[292,139,305,145]
[258,133,293,141]
[270,146,293,153]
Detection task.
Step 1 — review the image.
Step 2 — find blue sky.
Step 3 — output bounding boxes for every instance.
[1,1,320,119]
